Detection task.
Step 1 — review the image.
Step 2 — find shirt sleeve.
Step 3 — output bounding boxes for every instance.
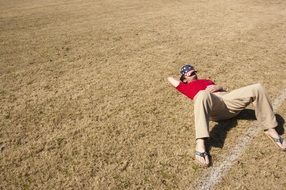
[175,82,193,99]
[208,80,215,85]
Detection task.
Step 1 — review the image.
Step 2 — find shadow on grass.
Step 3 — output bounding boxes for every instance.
[206,109,285,152]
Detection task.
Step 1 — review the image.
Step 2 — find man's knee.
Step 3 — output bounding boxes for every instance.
[253,83,265,93]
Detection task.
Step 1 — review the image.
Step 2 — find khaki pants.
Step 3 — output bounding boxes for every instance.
[194,83,278,139]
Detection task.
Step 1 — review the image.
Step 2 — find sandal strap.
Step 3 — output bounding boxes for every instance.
[195,151,209,158]
[271,136,284,144]
[278,136,284,144]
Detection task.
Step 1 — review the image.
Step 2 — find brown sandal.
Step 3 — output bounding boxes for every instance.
[265,133,286,151]
[195,151,210,167]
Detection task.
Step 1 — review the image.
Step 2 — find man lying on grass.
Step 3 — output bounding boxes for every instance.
[167,64,286,167]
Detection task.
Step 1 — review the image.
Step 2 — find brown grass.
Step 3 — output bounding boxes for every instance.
[1,0,286,189]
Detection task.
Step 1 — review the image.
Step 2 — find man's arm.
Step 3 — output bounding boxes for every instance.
[167,77,180,87]
[205,85,224,92]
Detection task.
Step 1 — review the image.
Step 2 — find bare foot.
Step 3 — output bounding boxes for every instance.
[264,129,286,150]
[195,138,210,166]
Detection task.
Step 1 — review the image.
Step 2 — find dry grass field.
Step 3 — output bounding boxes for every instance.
[1,0,286,189]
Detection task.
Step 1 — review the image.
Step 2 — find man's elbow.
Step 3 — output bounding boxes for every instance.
[167,77,179,87]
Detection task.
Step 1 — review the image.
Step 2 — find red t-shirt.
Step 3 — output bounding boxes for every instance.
[176,79,215,100]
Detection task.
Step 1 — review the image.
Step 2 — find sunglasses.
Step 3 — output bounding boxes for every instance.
[185,71,197,77]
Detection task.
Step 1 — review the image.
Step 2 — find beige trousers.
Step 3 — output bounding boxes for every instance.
[193,83,278,139]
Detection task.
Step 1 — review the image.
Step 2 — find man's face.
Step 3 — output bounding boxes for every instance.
[184,70,197,83]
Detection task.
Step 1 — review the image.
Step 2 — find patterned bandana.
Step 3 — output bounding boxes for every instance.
[180,64,194,75]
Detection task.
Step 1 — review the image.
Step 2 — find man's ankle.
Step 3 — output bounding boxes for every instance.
[196,138,206,151]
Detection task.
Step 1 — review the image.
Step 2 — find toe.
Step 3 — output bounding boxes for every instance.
[196,155,207,165]
[204,155,210,166]
[196,155,205,164]
[282,140,286,150]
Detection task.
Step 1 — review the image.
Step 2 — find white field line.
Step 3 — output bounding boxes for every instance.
[194,88,286,190]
